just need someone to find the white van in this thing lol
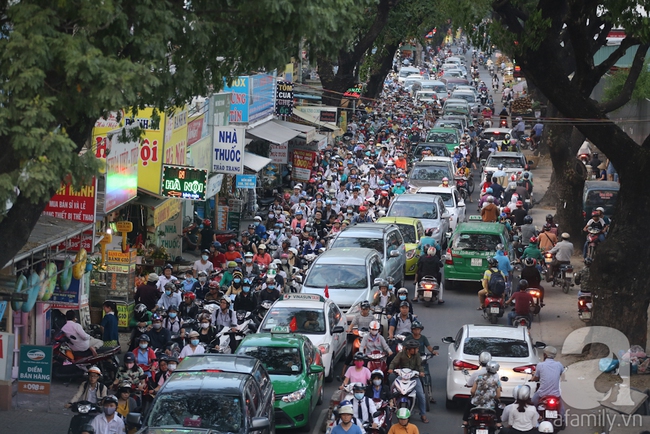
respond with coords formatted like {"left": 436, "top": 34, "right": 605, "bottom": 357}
{"left": 398, "top": 66, "right": 420, "bottom": 82}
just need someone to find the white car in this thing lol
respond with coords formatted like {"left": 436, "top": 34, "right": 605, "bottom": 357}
{"left": 482, "top": 127, "right": 514, "bottom": 142}
{"left": 441, "top": 324, "right": 546, "bottom": 409}
{"left": 414, "top": 186, "right": 467, "bottom": 231}
{"left": 259, "top": 294, "right": 347, "bottom": 382}
{"left": 481, "top": 151, "right": 529, "bottom": 185}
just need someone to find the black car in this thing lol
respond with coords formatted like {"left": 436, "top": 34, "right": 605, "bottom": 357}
{"left": 128, "top": 355, "right": 275, "bottom": 433}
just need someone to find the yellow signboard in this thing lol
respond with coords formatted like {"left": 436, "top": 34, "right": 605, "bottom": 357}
{"left": 106, "top": 263, "right": 136, "bottom": 274}
{"left": 164, "top": 109, "right": 188, "bottom": 166}
{"left": 107, "top": 250, "right": 137, "bottom": 264}
{"left": 153, "top": 199, "right": 181, "bottom": 227}
{"left": 115, "top": 221, "right": 133, "bottom": 232}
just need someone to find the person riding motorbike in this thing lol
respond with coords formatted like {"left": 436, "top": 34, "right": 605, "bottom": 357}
{"left": 414, "top": 247, "right": 444, "bottom": 304}
{"left": 505, "top": 279, "right": 534, "bottom": 328}
{"left": 65, "top": 365, "right": 108, "bottom": 407}
{"left": 350, "top": 382, "right": 380, "bottom": 428}
{"left": 521, "top": 237, "right": 544, "bottom": 264}
{"left": 519, "top": 215, "right": 537, "bottom": 246}
{"left": 371, "top": 279, "right": 397, "bottom": 312}
{"left": 477, "top": 258, "right": 506, "bottom": 310}
{"left": 348, "top": 300, "right": 374, "bottom": 332}
{"left": 179, "top": 292, "right": 199, "bottom": 319}
{"left": 538, "top": 224, "right": 557, "bottom": 252}
{"left": 521, "top": 258, "right": 544, "bottom": 304}
{"left": 133, "top": 335, "right": 156, "bottom": 375}
{"left": 388, "top": 301, "right": 415, "bottom": 340}
{"left": 341, "top": 352, "right": 372, "bottom": 388}
{"left": 409, "top": 321, "right": 438, "bottom": 404}
{"left": 582, "top": 210, "right": 606, "bottom": 259}
{"left": 91, "top": 394, "right": 125, "bottom": 434}
{"left": 360, "top": 320, "right": 393, "bottom": 356}
{"left": 146, "top": 314, "right": 171, "bottom": 351}
{"left": 233, "top": 278, "right": 257, "bottom": 312}
{"left": 365, "top": 370, "right": 391, "bottom": 401}
{"left": 465, "top": 352, "right": 492, "bottom": 387}
{"left": 388, "top": 339, "right": 429, "bottom": 423}
{"left": 547, "top": 232, "right": 574, "bottom": 281}
{"left": 388, "top": 408, "right": 418, "bottom": 434}
{"left": 330, "top": 404, "right": 364, "bottom": 434}
{"left": 191, "top": 271, "right": 210, "bottom": 300}
{"left": 531, "top": 346, "right": 565, "bottom": 416}
{"left": 463, "top": 361, "right": 502, "bottom": 434}
{"left": 506, "top": 385, "right": 539, "bottom": 434}
{"left": 574, "top": 258, "right": 592, "bottom": 293}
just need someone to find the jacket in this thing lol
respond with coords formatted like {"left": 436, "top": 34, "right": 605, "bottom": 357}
{"left": 371, "top": 290, "right": 397, "bottom": 308}
{"left": 389, "top": 349, "right": 424, "bottom": 374}
{"left": 69, "top": 381, "right": 108, "bottom": 404}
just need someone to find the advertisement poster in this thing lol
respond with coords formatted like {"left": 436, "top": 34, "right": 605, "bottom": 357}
{"left": 275, "top": 81, "right": 294, "bottom": 116}
{"left": 249, "top": 73, "right": 275, "bottom": 122}
{"left": 210, "top": 93, "right": 231, "bottom": 127}
{"left": 213, "top": 127, "right": 245, "bottom": 174}
{"left": 124, "top": 108, "right": 167, "bottom": 194}
{"left": 18, "top": 345, "right": 52, "bottom": 395}
{"left": 269, "top": 142, "right": 289, "bottom": 164}
{"left": 164, "top": 109, "right": 188, "bottom": 166}
{"left": 105, "top": 126, "right": 139, "bottom": 212}
{"left": 222, "top": 77, "right": 249, "bottom": 123}
{"left": 235, "top": 174, "right": 257, "bottom": 189}
{"left": 292, "top": 150, "right": 316, "bottom": 182}
{"left": 92, "top": 110, "right": 124, "bottom": 174}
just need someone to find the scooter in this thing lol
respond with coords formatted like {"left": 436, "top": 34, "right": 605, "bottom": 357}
{"left": 416, "top": 276, "right": 440, "bottom": 307}
{"left": 577, "top": 290, "right": 592, "bottom": 322}
{"left": 537, "top": 395, "right": 563, "bottom": 431}
{"left": 391, "top": 367, "right": 420, "bottom": 413}
{"left": 466, "top": 406, "right": 500, "bottom": 434}
{"left": 365, "top": 351, "right": 388, "bottom": 379}
{"left": 324, "top": 384, "right": 355, "bottom": 434}
{"left": 543, "top": 253, "right": 574, "bottom": 293}
{"left": 68, "top": 401, "right": 101, "bottom": 434}
{"left": 52, "top": 330, "right": 120, "bottom": 386}
{"left": 528, "top": 287, "right": 542, "bottom": 316}
{"left": 482, "top": 295, "right": 505, "bottom": 324}
{"left": 585, "top": 227, "right": 601, "bottom": 260}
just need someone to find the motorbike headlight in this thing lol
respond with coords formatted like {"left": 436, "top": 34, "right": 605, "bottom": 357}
{"left": 282, "top": 388, "right": 307, "bottom": 403}
{"left": 78, "top": 403, "right": 91, "bottom": 414}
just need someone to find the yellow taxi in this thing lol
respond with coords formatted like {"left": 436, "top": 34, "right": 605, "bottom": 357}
{"left": 376, "top": 217, "right": 424, "bottom": 276}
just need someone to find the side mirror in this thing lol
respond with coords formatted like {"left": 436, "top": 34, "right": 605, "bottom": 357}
{"left": 373, "top": 410, "right": 383, "bottom": 418}
{"left": 432, "top": 345, "right": 439, "bottom": 351}
{"left": 458, "top": 200, "right": 466, "bottom": 207}
{"left": 390, "top": 250, "right": 401, "bottom": 258}
{"left": 309, "top": 364, "right": 324, "bottom": 374}
{"left": 442, "top": 212, "right": 451, "bottom": 219}
{"left": 127, "top": 413, "right": 142, "bottom": 428}
{"left": 442, "top": 336, "right": 454, "bottom": 344}
{"left": 534, "top": 341, "right": 546, "bottom": 349}
{"left": 251, "top": 417, "right": 271, "bottom": 430}
{"left": 332, "top": 325, "right": 345, "bottom": 334}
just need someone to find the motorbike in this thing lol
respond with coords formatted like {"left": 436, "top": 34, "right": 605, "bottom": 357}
{"left": 480, "top": 91, "right": 488, "bottom": 105}
{"left": 365, "top": 400, "right": 393, "bottom": 434}
{"left": 420, "top": 352, "right": 436, "bottom": 408}
{"left": 528, "top": 287, "right": 542, "bottom": 315}
{"left": 585, "top": 227, "right": 602, "bottom": 260}
{"left": 499, "top": 118, "right": 508, "bottom": 128}
{"left": 454, "top": 177, "right": 471, "bottom": 201}
{"left": 482, "top": 295, "right": 505, "bottom": 324}
{"left": 68, "top": 401, "right": 101, "bottom": 434}
{"left": 415, "top": 276, "right": 440, "bottom": 307}
{"left": 537, "top": 395, "right": 563, "bottom": 431}
{"left": 349, "top": 326, "right": 369, "bottom": 355}
{"left": 207, "top": 325, "right": 235, "bottom": 354}
{"left": 181, "top": 212, "right": 202, "bottom": 251}
{"left": 365, "top": 351, "right": 388, "bottom": 379}
{"left": 466, "top": 406, "right": 500, "bottom": 434}
{"left": 252, "top": 300, "right": 273, "bottom": 328}
{"left": 544, "top": 252, "right": 574, "bottom": 294}
{"left": 324, "top": 384, "right": 355, "bottom": 434}
{"left": 213, "top": 228, "right": 238, "bottom": 245}
{"left": 52, "top": 330, "right": 120, "bottom": 386}
{"left": 391, "top": 367, "right": 420, "bottom": 413}
{"left": 577, "top": 290, "right": 592, "bottom": 322}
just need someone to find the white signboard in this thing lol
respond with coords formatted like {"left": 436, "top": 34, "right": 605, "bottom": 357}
{"left": 0, "top": 332, "right": 14, "bottom": 381}
{"left": 269, "top": 142, "right": 289, "bottom": 164}
{"left": 213, "top": 127, "right": 245, "bottom": 174}
{"left": 206, "top": 174, "right": 225, "bottom": 198}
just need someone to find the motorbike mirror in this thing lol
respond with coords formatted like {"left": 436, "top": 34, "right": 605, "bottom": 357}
{"left": 501, "top": 376, "right": 509, "bottom": 382}
{"left": 432, "top": 345, "right": 439, "bottom": 351}
{"left": 441, "top": 336, "right": 454, "bottom": 344}
{"left": 373, "top": 411, "right": 383, "bottom": 418}
{"left": 127, "top": 413, "right": 142, "bottom": 428}
{"left": 331, "top": 326, "right": 345, "bottom": 334}
{"left": 534, "top": 341, "right": 546, "bottom": 348}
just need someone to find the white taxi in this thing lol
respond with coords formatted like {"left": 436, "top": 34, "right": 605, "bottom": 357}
{"left": 414, "top": 185, "right": 467, "bottom": 231}
{"left": 258, "top": 294, "right": 347, "bottom": 382}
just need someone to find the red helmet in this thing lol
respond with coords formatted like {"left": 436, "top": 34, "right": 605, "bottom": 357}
{"left": 591, "top": 210, "right": 599, "bottom": 217}
{"left": 284, "top": 193, "right": 290, "bottom": 200}
{"left": 359, "top": 206, "right": 367, "bottom": 212}
{"left": 503, "top": 207, "right": 511, "bottom": 214}
{"left": 309, "top": 178, "right": 316, "bottom": 184}
{"left": 381, "top": 190, "right": 389, "bottom": 197}
{"left": 235, "top": 242, "right": 242, "bottom": 248}
{"left": 209, "top": 281, "right": 219, "bottom": 288}
{"left": 516, "top": 201, "right": 524, "bottom": 207}
{"left": 203, "top": 219, "right": 212, "bottom": 226}
{"left": 530, "top": 236, "right": 538, "bottom": 243}
{"left": 184, "top": 292, "right": 196, "bottom": 301}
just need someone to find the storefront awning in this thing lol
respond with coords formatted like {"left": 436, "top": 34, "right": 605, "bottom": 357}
{"left": 271, "top": 119, "right": 316, "bottom": 143}
{"left": 247, "top": 121, "right": 300, "bottom": 145}
{"left": 291, "top": 110, "right": 341, "bottom": 134}
{"left": 244, "top": 152, "right": 273, "bottom": 172}
{"left": 133, "top": 194, "right": 181, "bottom": 227}
{"left": 6, "top": 216, "right": 94, "bottom": 267}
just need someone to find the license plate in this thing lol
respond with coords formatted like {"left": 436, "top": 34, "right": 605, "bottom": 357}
{"left": 424, "top": 291, "right": 433, "bottom": 298}
{"left": 545, "top": 257, "right": 553, "bottom": 263}
{"left": 532, "top": 297, "right": 538, "bottom": 304}
{"left": 477, "top": 430, "right": 489, "bottom": 434}
{"left": 581, "top": 312, "right": 592, "bottom": 319}
{"left": 545, "top": 410, "right": 558, "bottom": 418}
{"left": 490, "top": 307, "right": 500, "bottom": 314}
{"left": 471, "top": 258, "right": 482, "bottom": 267}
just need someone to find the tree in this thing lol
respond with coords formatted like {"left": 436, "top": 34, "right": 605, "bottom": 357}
{"left": 0, "top": 0, "right": 364, "bottom": 270}
{"left": 483, "top": 0, "right": 650, "bottom": 345}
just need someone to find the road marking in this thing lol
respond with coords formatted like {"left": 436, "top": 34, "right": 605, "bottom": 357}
{"left": 312, "top": 408, "right": 329, "bottom": 434}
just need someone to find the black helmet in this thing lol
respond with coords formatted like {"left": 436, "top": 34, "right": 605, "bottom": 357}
{"left": 103, "top": 395, "right": 119, "bottom": 405}
{"left": 123, "top": 352, "right": 135, "bottom": 364}
{"left": 79, "top": 424, "right": 95, "bottom": 434}
{"left": 411, "top": 321, "right": 424, "bottom": 330}
{"left": 487, "top": 258, "right": 498, "bottom": 267}
{"left": 360, "top": 300, "right": 371, "bottom": 310}
{"left": 138, "top": 334, "right": 151, "bottom": 343}
{"left": 168, "top": 305, "right": 178, "bottom": 312}
{"left": 354, "top": 351, "right": 365, "bottom": 361}
{"left": 405, "top": 339, "right": 420, "bottom": 349}
{"left": 523, "top": 215, "right": 533, "bottom": 224}
{"left": 545, "top": 214, "right": 553, "bottom": 221}
{"left": 377, "top": 279, "right": 388, "bottom": 288}
{"left": 134, "top": 303, "right": 147, "bottom": 315}
{"left": 399, "top": 300, "right": 410, "bottom": 308}
{"left": 518, "top": 279, "right": 529, "bottom": 290}
{"left": 236, "top": 310, "right": 247, "bottom": 322}
{"left": 164, "top": 264, "right": 173, "bottom": 270}
{"left": 523, "top": 257, "right": 536, "bottom": 267}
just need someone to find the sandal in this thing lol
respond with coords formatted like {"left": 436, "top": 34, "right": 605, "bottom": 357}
{"left": 476, "top": 307, "right": 483, "bottom": 310}
{"left": 421, "top": 415, "right": 430, "bottom": 423}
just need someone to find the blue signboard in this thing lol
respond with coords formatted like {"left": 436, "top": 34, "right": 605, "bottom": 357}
{"left": 249, "top": 73, "right": 275, "bottom": 122}
{"left": 0, "top": 302, "right": 6, "bottom": 323}
{"left": 222, "top": 77, "right": 250, "bottom": 123}
{"left": 236, "top": 175, "right": 257, "bottom": 189}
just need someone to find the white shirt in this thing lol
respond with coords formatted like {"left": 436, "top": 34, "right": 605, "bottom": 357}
{"left": 61, "top": 320, "right": 91, "bottom": 351}
{"left": 179, "top": 344, "right": 205, "bottom": 358}
{"left": 156, "top": 275, "right": 178, "bottom": 292}
{"left": 508, "top": 404, "right": 539, "bottom": 431}
{"left": 352, "top": 396, "right": 378, "bottom": 424}
{"left": 193, "top": 259, "right": 214, "bottom": 274}
{"left": 91, "top": 412, "right": 125, "bottom": 434}
{"left": 156, "top": 292, "right": 182, "bottom": 310}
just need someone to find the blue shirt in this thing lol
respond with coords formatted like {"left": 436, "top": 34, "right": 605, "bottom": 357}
{"left": 183, "top": 278, "right": 197, "bottom": 292}
{"left": 100, "top": 312, "right": 119, "bottom": 341}
{"left": 494, "top": 250, "right": 513, "bottom": 275}
{"left": 255, "top": 224, "right": 267, "bottom": 239}
{"left": 331, "top": 423, "right": 364, "bottom": 434}
{"left": 419, "top": 236, "right": 440, "bottom": 252}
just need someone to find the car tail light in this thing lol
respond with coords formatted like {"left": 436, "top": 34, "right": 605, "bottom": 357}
{"left": 204, "top": 369, "right": 223, "bottom": 373}
{"left": 453, "top": 360, "right": 480, "bottom": 371}
{"left": 445, "top": 248, "right": 453, "bottom": 265}
{"left": 513, "top": 364, "right": 536, "bottom": 373}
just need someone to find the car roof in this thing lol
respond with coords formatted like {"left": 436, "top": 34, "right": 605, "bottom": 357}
{"left": 239, "top": 333, "right": 307, "bottom": 348}
{"left": 336, "top": 222, "right": 395, "bottom": 234}
{"left": 444, "top": 98, "right": 468, "bottom": 104}
{"left": 455, "top": 222, "right": 505, "bottom": 234}
{"left": 176, "top": 354, "right": 259, "bottom": 373}
{"left": 163, "top": 371, "right": 247, "bottom": 395}
{"left": 451, "top": 89, "right": 475, "bottom": 95}
{"left": 584, "top": 180, "right": 619, "bottom": 190}
{"left": 416, "top": 186, "right": 457, "bottom": 194}
{"left": 392, "top": 194, "right": 439, "bottom": 203}
{"left": 317, "top": 247, "right": 378, "bottom": 264}
{"left": 376, "top": 216, "right": 421, "bottom": 226}
{"left": 422, "top": 156, "right": 453, "bottom": 163}
{"left": 464, "top": 324, "right": 529, "bottom": 340}
{"left": 487, "top": 151, "right": 525, "bottom": 158}
{"left": 420, "top": 80, "right": 445, "bottom": 85}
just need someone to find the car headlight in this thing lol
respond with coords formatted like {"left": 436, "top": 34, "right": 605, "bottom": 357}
{"left": 318, "top": 343, "right": 330, "bottom": 354}
{"left": 282, "top": 387, "right": 307, "bottom": 403}
{"left": 406, "top": 249, "right": 417, "bottom": 259}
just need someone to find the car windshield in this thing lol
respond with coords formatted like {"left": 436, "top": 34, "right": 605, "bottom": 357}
{"left": 452, "top": 93, "right": 476, "bottom": 103}
{"left": 435, "top": 122, "right": 461, "bottom": 131}
{"left": 486, "top": 156, "right": 525, "bottom": 169}
{"left": 261, "top": 307, "right": 327, "bottom": 334}
{"left": 410, "top": 165, "right": 452, "bottom": 181}
{"left": 422, "top": 84, "right": 446, "bottom": 92}
{"left": 304, "top": 264, "right": 368, "bottom": 290}
{"left": 585, "top": 190, "right": 618, "bottom": 215}
{"left": 426, "top": 132, "right": 457, "bottom": 143}
{"left": 453, "top": 233, "right": 501, "bottom": 251}
{"left": 414, "top": 145, "right": 449, "bottom": 158}
{"left": 463, "top": 337, "right": 530, "bottom": 358}
{"left": 147, "top": 392, "right": 243, "bottom": 432}
{"left": 400, "top": 69, "right": 416, "bottom": 78}
{"left": 393, "top": 224, "right": 417, "bottom": 243}
{"left": 389, "top": 202, "right": 438, "bottom": 220}
{"left": 238, "top": 346, "right": 303, "bottom": 375}
{"left": 330, "top": 237, "right": 384, "bottom": 256}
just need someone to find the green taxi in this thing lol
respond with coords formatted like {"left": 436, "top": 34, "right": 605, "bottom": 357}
{"left": 426, "top": 127, "right": 460, "bottom": 153}
{"left": 443, "top": 218, "right": 511, "bottom": 289}
{"left": 235, "top": 327, "right": 324, "bottom": 431}
{"left": 376, "top": 216, "right": 424, "bottom": 276}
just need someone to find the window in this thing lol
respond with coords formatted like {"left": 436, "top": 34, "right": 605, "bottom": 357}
{"left": 414, "top": 144, "right": 450, "bottom": 158}
{"left": 486, "top": 156, "right": 525, "bottom": 169}
{"left": 253, "top": 364, "right": 271, "bottom": 391}
{"left": 454, "top": 328, "right": 463, "bottom": 351}
{"left": 409, "top": 166, "right": 452, "bottom": 182}
{"left": 416, "top": 223, "right": 424, "bottom": 240}
{"left": 147, "top": 391, "right": 243, "bottom": 431}
{"left": 426, "top": 132, "right": 457, "bottom": 144}
{"left": 463, "top": 337, "right": 530, "bottom": 358}
{"left": 330, "top": 237, "right": 384, "bottom": 256}
{"left": 328, "top": 306, "right": 338, "bottom": 331}
{"left": 370, "top": 258, "right": 383, "bottom": 281}
{"left": 452, "top": 233, "right": 501, "bottom": 252}
{"left": 438, "top": 199, "right": 446, "bottom": 214}
{"left": 239, "top": 346, "right": 303, "bottom": 375}
{"left": 388, "top": 201, "right": 438, "bottom": 220}
{"left": 453, "top": 191, "right": 460, "bottom": 205}
{"left": 304, "top": 264, "right": 369, "bottom": 289}
{"left": 304, "top": 340, "right": 315, "bottom": 366}
{"left": 245, "top": 386, "right": 259, "bottom": 416}
{"left": 261, "top": 308, "right": 327, "bottom": 334}
{"left": 394, "top": 224, "right": 417, "bottom": 244}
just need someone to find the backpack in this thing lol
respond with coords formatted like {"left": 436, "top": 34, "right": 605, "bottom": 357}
{"left": 488, "top": 269, "right": 506, "bottom": 296}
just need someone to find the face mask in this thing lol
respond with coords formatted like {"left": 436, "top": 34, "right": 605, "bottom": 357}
{"left": 389, "top": 284, "right": 394, "bottom": 290}
{"left": 281, "top": 259, "right": 287, "bottom": 265}
{"left": 152, "top": 323, "right": 161, "bottom": 329}
{"left": 373, "top": 379, "right": 382, "bottom": 386}
{"left": 399, "top": 295, "right": 407, "bottom": 301}
{"left": 199, "top": 277, "right": 206, "bottom": 283}
{"left": 104, "top": 407, "right": 116, "bottom": 416}
{"left": 254, "top": 222, "right": 260, "bottom": 226}
{"left": 233, "top": 278, "right": 241, "bottom": 284}
{"left": 165, "top": 290, "right": 171, "bottom": 296}
{"left": 354, "top": 393, "right": 365, "bottom": 400}
{"left": 169, "top": 313, "right": 177, "bottom": 319}
{"left": 168, "top": 364, "right": 177, "bottom": 371}
{"left": 354, "top": 361, "right": 364, "bottom": 368}
{"left": 396, "top": 183, "right": 401, "bottom": 187}
{"left": 243, "top": 286, "right": 251, "bottom": 293}
{"left": 202, "top": 255, "right": 209, "bottom": 261}
{"left": 139, "top": 343, "right": 148, "bottom": 349}
{"left": 199, "top": 224, "right": 204, "bottom": 230}
{"left": 267, "top": 285, "right": 275, "bottom": 290}
{"left": 125, "top": 362, "right": 134, "bottom": 369}
{"left": 274, "top": 229, "right": 280, "bottom": 233}
{"left": 243, "top": 257, "right": 252, "bottom": 264}
{"left": 191, "top": 339, "right": 200, "bottom": 346}
{"left": 370, "top": 330, "right": 379, "bottom": 336}
{"left": 201, "top": 323, "right": 210, "bottom": 329}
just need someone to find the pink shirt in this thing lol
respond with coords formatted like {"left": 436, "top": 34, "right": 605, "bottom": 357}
{"left": 345, "top": 366, "right": 371, "bottom": 385}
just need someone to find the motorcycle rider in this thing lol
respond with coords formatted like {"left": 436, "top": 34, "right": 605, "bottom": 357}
{"left": 156, "top": 282, "right": 182, "bottom": 311}
{"left": 134, "top": 273, "right": 160, "bottom": 311}
{"left": 531, "top": 346, "right": 565, "bottom": 414}
{"left": 192, "top": 271, "right": 210, "bottom": 300}
{"left": 477, "top": 258, "right": 506, "bottom": 310}
{"left": 388, "top": 408, "right": 419, "bottom": 434}
{"left": 366, "top": 370, "right": 391, "bottom": 401}
{"left": 179, "top": 330, "right": 205, "bottom": 358}
{"left": 545, "top": 214, "right": 559, "bottom": 235}
{"left": 388, "top": 339, "right": 429, "bottom": 423}
{"left": 179, "top": 292, "right": 199, "bottom": 319}
{"left": 162, "top": 305, "right": 182, "bottom": 335}
{"left": 521, "top": 236, "right": 544, "bottom": 264}
{"left": 234, "top": 278, "right": 257, "bottom": 312}
{"left": 156, "top": 264, "right": 178, "bottom": 293}
{"left": 505, "top": 385, "right": 539, "bottom": 434}
{"left": 414, "top": 247, "right": 444, "bottom": 304}
{"left": 582, "top": 210, "right": 606, "bottom": 259}
{"left": 388, "top": 301, "right": 415, "bottom": 340}
{"left": 259, "top": 276, "right": 281, "bottom": 303}
{"left": 505, "top": 279, "right": 534, "bottom": 328}
{"left": 65, "top": 365, "right": 108, "bottom": 407}
{"left": 371, "top": 279, "right": 397, "bottom": 313}
{"left": 510, "top": 201, "right": 528, "bottom": 226}
{"left": 360, "top": 320, "right": 393, "bottom": 356}
{"left": 575, "top": 258, "right": 592, "bottom": 291}
{"left": 547, "top": 232, "right": 574, "bottom": 281}
{"left": 520, "top": 215, "right": 537, "bottom": 246}
{"left": 493, "top": 243, "right": 513, "bottom": 284}
{"left": 91, "top": 395, "right": 125, "bottom": 434}
{"left": 146, "top": 314, "right": 171, "bottom": 350}
{"left": 330, "top": 404, "right": 364, "bottom": 434}
{"left": 204, "top": 281, "right": 222, "bottom": 302}
{"left": 193, "top": 249, "right": 215, "bottom": 277}
{"left": 242, "top": 251, "right": 261, "bottom": 278}
{"left": 62, "top": 309, "right": 103, "bottom": 357}
{"left": 465, "top": 352, "right": 492, "bottom": 387}
{"left": 348, "top": 300, "right": 374, "bottom": 332}
{"left": 538, "top": 224, "right": 557, "bottom": 252}
{"left": 113, "top": 352, "right": 145, "bottom": 390}
{"left": 463, "top": 361, "right": 502, "bottom": 434}
{"left": 350, "top": 383, "right": 380, "bottom": 428}
{"left": 521, "top": 257, "right": 544, "bottom": 304}
{"left": 409, "top": 321, "right": 438, "bottom": 404}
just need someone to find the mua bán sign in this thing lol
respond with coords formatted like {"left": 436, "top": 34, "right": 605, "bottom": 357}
{"left": 161, "top": 165, "right": 208, "bottom": 201}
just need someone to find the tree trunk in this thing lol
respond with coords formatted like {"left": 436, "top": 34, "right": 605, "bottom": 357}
{"left": 365, "top": 42, "right": 400, "bottom": 99}
{"left": 317, "top": 56, "right": 357, "bottom": 107}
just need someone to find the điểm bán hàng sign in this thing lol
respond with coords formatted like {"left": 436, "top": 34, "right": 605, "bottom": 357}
{"left": 18, "top": 345, "right": 52, "bottom": 395}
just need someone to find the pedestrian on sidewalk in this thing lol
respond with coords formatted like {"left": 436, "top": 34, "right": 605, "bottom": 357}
{"left": 100, "top": 301, "right": 119, "bottom": 348}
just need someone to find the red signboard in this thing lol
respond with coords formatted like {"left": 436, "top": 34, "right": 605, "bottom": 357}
{"left": 187, "top": 117, "right": 204, "bottom": 147}
{"left": 292, "top": 150, "right": 317, "bottom": 182}
{"left": 42, "top": 178, "right": 96, "bottom": 251}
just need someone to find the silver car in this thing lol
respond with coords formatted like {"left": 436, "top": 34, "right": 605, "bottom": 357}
{"left": 386, "top": 194, "right": 451, "bottom": 249}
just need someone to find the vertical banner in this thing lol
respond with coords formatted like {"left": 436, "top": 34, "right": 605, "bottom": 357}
{"left": 125, "top": 108, "right": 166, "bottom": 194}
{"left": 18, "top": 345, "right": 52, "bottom": 395}
{"left": 210, "top": 93, "right": 232, "bottom": 127}
{"left": 92, "top": 110, "right": 125, "bottom": 174}
{"left": 249, "top": 73, "right": 275, "bottom": 122}
{"left": 213, "top": 127, "right": 245, "bottom": 174}
{"left": 275, "top": 81, "right": 294, "bottom": 116}
{"left": 292, "top": 150, "right": 316, "bottom": 182}
{"left": 105, "top": 125, "right": 140, "bottom": 212}
{"left": 222, "top": 77, "right": 249, "bottom": 123}
{"left": 164, "top": 109, "right": 188, "bottom": 166}
{"left": 0, "top": 333, "right": 14, "bottom": 381}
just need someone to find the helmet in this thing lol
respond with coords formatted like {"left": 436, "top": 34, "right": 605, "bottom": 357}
{"left": 360, "top": 300, "right": 371, "bottom": 310}
{"left": 396, "top": 408, "right": 411, "bottom": 419}
{"left": 353, "top": 351, "right": 365, "bottom": 361}
{"left": 518, "top": 279, "right": 529, "bottom": 289}
{"left": 487, "top": 258, "right": 498, "bottom": 267}
{"left": 479, "top": 352, "right": 492, "bottom": 366}
{"left": 405, "top": 339, "right": 420, "bottom": 349}
{"left": 352, "top": 382, "right": 366, "bottom": 392}
{"left": 209, "top": 280, "right": 219, "bottom": 289}
{"left": 544, "top": 346, "right": 558, "bottom": 358}
{"left": 523, "top": 215, "right": 533, "bottom": 224}
{"left": 529, "top": 236, "right": 538, "bottom": 244}
{"left": 517, "top": 385, "right": 531, "bottom": 401}
{"left": 369, "top": 321, "right": 380, "bottom": 331}
{"left": 124, "top": 352, "right": 135, "bottom": 364}
{"left": 543, "top": 223, "right": 552, "bottom": 231}
{"left": 546, "top": 214, "right": 554, "bottom": 221}
{"left": 203, "top": 219, "right": 212, "bottom": 227}
{"left": 503, "top": 207, "right": 511, "bottom": 214}
{"left": 524, "top": 257, "right": 536, "bottom": 267}
{"left": 424, "top": 228, "right": 434, "bottom": 236}
{"left": 381, "top": 190, "right": 389, "bottom": 197}
{"left": 442, "top": 177, "right": 449, "bottom": 182}
{"left": 486, "top": 361, "right": 500, "bottom": 374}
{"left": 134, "top": 303, "right": 147, "bottom": 315}
{"left": 516, "top": 200, "right": 524, "bottom": 207}
{"left": 164, "top": 264, "right": 173, "bottom": 271}
{"left": 359, "top": 205, "right": 367, "bottom": 212}
{"left": 184, "top": 292, "right": 196, "bottom": 301}
{"left": 411, "top": 321, "right": 424, "bottom": 330}
{"left": 79, "top": 424, "right": 95, "bottom": 434}
{"left": 220, "top": 297, "right": 231, "bottom": 307}
{"left": 338, "top": 405, "right": 354, "bottom": 415}
{"left": 103, "top": 395, "right": 119, "bottom": 405}
{"left": 138, "top": 334, "right": 150, "bottom": 343}
{"left": 539, "top": 421, "right": 554, "bottom": 433}
{"left": 88, "top": 365, "right": 102, "bottom": 376}
{"left": 371, "top": 369, "right": 384, "bottom": 379}
{"left": 397, "top": 287, "right": 408, "bottom": 295}
{"left": 377, "top": 279, "right": 388, "bottom": 288}
{"left": 496, "top": 243, "right": 504, "bottom": 251}
{"left": 591, "top": 210, "right": 599, "bottom": 217}
{"left": 486, "top": 187, "right": 493, "bottom": 194}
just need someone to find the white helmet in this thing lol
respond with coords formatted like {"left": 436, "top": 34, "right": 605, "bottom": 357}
{"left": 538, "top": 422, "right": 554, "bottom": 433}
{"left": 369, "top": 320, "right": 380, "bottom": 330}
